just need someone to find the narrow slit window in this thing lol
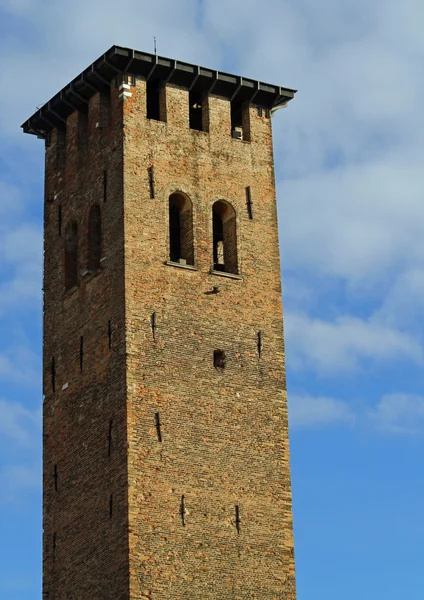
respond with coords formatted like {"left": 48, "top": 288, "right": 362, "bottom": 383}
{"left": 235, "top": 505, "right": 241, "bottom": 533}
{"left": 87, "top": 204, "right": 102, "bottom": 272}
{"left": 148, "top": 166, "right": 155, "bottom": 199}
{"left": 51, "top": 357, "right": 56, "bottom": 393}
{"left": 257, "top": 331, "right": 263, "bottom": 357}
{"left": 155, "top": 412, "right": 162, "bottom": 442}
{"left": 108, "top": 419, "right": 113, "bottom": 456}
{"left": 180, "top": 495, "right": 186, "bottom": 526}
{"left": 246, "top": 186, "right": 253, "bottom": 219}
{"left": 169, "top": 193, "right": 194, "bottom": 265}
{"left": 108, "top": 320, "right": 112, "bottom": 349}
{"left": 58, "top": 205, "right": 62, "bottom": 236}
{"left": 64, "top": 221, "right": 78, "bottom": 289}
{"left": 53, "top": 533, "right": 57, "bottom": 560}
{"left": 109, "top": 494, "right": 113, "bottom": 519}
{"left": 103, "top": 170, "right": 108, "bottom": 203}
{"left": 212, "top": 201, "right": 238, "bottom": 274}
{"left": 151, "top": 312, "right": 157, "bottom": 340}
{"left": 79, "top": 336, "right": 84, "bottom": 372}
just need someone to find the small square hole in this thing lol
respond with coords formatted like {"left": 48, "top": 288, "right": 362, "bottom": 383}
{"left": 214, "top": 350, "right": 226, "bottom": 370}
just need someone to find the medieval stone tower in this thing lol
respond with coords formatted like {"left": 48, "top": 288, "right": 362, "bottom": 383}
{"left": 22, "top": 45, "right": 297, "bottom": 600}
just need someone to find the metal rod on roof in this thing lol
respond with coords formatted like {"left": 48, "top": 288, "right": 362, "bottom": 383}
{"left": 154, "top": 37, "right": 157, "bottom": 55}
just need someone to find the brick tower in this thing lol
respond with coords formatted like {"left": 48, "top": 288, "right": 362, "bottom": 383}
{"left": 22, "top": 46, "right": 297, "bottom": 600}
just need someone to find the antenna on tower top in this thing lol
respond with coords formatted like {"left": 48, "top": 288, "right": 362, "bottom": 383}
{"left": 154, "top": 37, "right": 157, "bottom": 55}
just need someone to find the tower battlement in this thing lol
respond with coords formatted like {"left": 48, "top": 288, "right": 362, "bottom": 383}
{"left": 24, "top": 46, "right": 297, "bottom": 600}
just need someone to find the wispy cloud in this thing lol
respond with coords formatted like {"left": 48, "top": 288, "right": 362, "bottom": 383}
{"left": 284, "top": 311, "right": 423, "bottom": 374}
{"left": 0, "top": 399, "right": 40, "bottom": 445}
{"left": 289, "top": 393, "right": 355, "bottom": 428}
{"left": 0, "top": 463, "right": 40, "bottom": 506}
{"left": 369, "top": 393, "right": 424, "bottom": 435}
{"left": 289, "top": 390, "right": 424, "bottom": 436}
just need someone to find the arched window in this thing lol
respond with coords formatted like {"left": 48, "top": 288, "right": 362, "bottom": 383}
{"left": 212, "top": 200, "right": 238, "bottom": 274}
{"left": 169, "top": 193, "right": 194, "bottom": 265}
{"left": 64, "top": 221, "right": 78, "bottom": 289}
{"left": 87, "top": 204, "right": 102, "bottom": 272}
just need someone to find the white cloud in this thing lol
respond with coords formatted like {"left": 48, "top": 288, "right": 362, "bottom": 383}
{"left": 0, "top": 399, "right": 40, "bottom": 445}
{"left": 285, "top": 311, "right": 423, "bottom": 374}
{"left": 0, "top": 464, "right": 40, "bottom": 506}
{"left": 369, "top": 393, "right": 424, "bottom": 435}
{"left": 289, "top": 391, "right": 424, "bottom": 436}
{"left": 1, "top": 223, "right": 42, "bottom": 263}
{"left": 289, "top": 393, "right": 355, "bottom": 428}
{"left": 372, "top": 268, "right": 424, "bottom": 332}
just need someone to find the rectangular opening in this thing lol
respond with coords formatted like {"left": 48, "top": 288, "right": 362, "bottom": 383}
{"left": 235, "top": 505, "right": 240, "bottom": 533}
{"left": 108, "top": 320, "right": 112, "bottom": 349}
{"left": 79, "top": 336, "right": 84, "bottom": 373}
{"left": 148, "top": 166, "right": 155, "bottom": 199}
{"left": 146, "top": 80, "right": 164, "bottom": 121}
{"left": 151, "top": 312, "right": 157, "bottom": 340}
{"left": 154, "top": 412, "right": 162, "bottom": 442}
{"left": 51, "top": 357, "right": 56, "bottom": 393}
{"left": 257, "top": 331, "right": 263, "bottom": 357}
{"left": 189, "top": 91, "right": 205, "bottom": 131}
{"left": 53, "top": 533, "right": 57, "bottom": 560}
{"left": 109, "top": 494, "right": 113, "bottom": 519}
{"left": 246, "top": 186, "right": 253, "bottom": 219}
{"left": 180, "top": 495, "right": 186, "bottom": 526}
{"left": 108, "top": 419, "right": 113, "bottom": 456}
{"left": 214, "top": 349, "right": 226, "bottom": 370}
{"left": 231, "top": 101, "right": 250, "bottom": 141}
{"left": 103, "top": 170, "right": 108, "bottom": 203}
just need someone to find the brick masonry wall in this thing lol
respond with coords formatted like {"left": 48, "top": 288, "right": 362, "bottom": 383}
{"left": 123, "top": 80, "right": 296, "bottom": 600}
{"left": 41, "top": 72, "right": 296, "bottom": 600}
{"left": 42, "top": 88, "right": 130, "bottom": 599}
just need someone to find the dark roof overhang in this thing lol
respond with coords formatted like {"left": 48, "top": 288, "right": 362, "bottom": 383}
{"left": 21, "top": 45, "right": 297, "bottom": 138}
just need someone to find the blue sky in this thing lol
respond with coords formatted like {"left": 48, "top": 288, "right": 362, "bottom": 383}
{"left": 0, "top": 0, "right": 423, "bottom": 598}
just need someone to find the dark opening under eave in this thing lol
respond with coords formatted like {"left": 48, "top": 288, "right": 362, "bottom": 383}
{"left": 22, "top": 45, "right": 297, "bottom": 138}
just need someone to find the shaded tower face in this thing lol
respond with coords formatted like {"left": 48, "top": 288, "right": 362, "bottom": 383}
{"left": 23, "top": 46, "right": 297, "bottom": 600}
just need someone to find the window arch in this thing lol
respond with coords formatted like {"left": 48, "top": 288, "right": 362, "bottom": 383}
{"left": 64, "top": 221, "right": 78, "bottom": 289}
{"left": 87, "top": 204, "right": 102, "bottom": 272}
{"left": 169, "top": 193, "right": 194, "bottom": 265}
{"left": 212, "top": 200, "right": 238, "bottom": 274}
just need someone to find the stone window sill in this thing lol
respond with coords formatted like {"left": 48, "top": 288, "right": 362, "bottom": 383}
{"left": 209, "top": 269, "right": 243, "bottom": 280}
{"left": 64, "top": 285, "right": 78, "bottom": 297}
{"left": 165, "top": 261, "right": 198, "bottom": 271}
{"left": 82, "top": 268, "right": 101, "bottom": 278}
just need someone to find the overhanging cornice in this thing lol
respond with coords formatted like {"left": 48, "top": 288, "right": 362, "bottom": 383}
{"left": 21, "top": 45, "right": 297, "bottom": 138}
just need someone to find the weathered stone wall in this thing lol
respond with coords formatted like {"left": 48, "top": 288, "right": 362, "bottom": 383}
{"left": 123, "top": 80, "right": 296, "bottom": 600}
